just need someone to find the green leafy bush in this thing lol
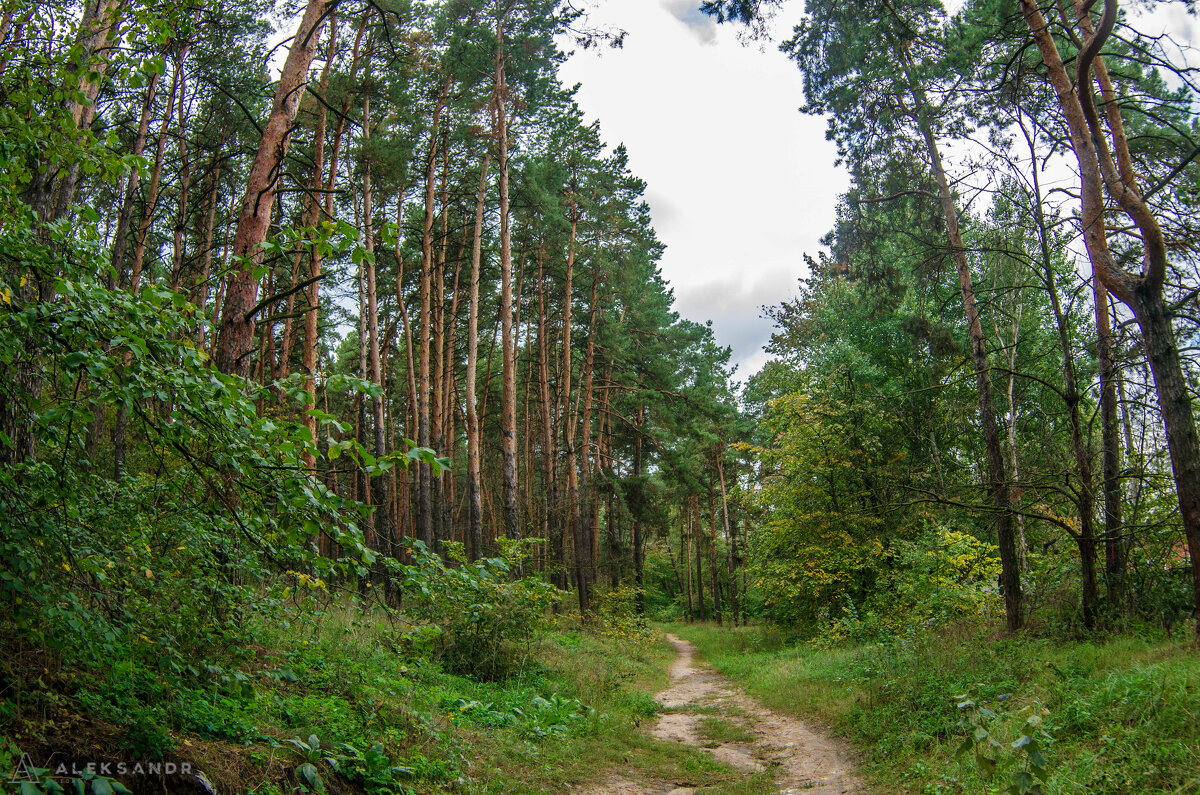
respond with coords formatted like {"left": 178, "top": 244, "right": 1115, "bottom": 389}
{"left": 402, "top": 539, "right": 560, "bottom": 680}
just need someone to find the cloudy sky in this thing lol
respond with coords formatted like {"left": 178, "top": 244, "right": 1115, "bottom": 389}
{"left": 558, "top": 0, "right": 841, "bottom": 380}
{"left": 558, "top": 1, "right": 1199, "bottom": 382}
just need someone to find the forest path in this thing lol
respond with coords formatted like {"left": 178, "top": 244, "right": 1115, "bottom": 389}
{"left": 578, "top": 633, "right": 863, "bottom": 795}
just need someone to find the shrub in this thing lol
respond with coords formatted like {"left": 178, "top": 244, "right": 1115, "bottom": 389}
{"left": 402, "top": 539, "right": 560, "bottom": 680}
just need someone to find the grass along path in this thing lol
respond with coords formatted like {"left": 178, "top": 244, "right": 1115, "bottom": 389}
{"left": 579, "top": 633, "right": 862, "bottom": 795}
{"left": 670, "top": 622, "right": 1200, "bottom": 794}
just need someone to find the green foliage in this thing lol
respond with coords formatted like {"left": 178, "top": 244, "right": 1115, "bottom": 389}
{"left": 590, "top": 585, "right": 654, "bottom": 642}
{"left": 3, "top": 769, "right": 134, "bottom": 795}
{"left": 954, "top": 693, "right": 1053, "bottom": 793}
{"left": 402, "top": 538, "right": 561, "bottom": 680}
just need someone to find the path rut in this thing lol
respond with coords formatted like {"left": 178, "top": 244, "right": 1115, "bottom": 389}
{"left": 578, "top": 634, "right": 862, "bottom": 795}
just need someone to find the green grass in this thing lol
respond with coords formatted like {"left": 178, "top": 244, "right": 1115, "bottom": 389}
{"left": 4, "top": 599, "right": 782, "bottom": 794}
{"left": 697, "top": 716, "right": 757, "bottom": 746}
{"left": 669, "top": 622, "right": 1200, "bottom": 794}
{"left": 236, "top": 609, "right": 695, "bottom": 794}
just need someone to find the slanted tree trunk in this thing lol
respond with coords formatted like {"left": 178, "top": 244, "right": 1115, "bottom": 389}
{"left": 32, "top": 0, "right": 127, "bottom": 228}
{"left": 110, "top": 71, "right": 160, "bottom": 284}
{"left": 131, "top": 56, "right": 182, "bottom": 294}
{"left": 214, "top": 0, "right": 331, "bottom": 376}
{"left": 1021, "top": 0, "right": 1200, "bottom": 643}
{"left": 903, "top": 53, "right": 1022, "bottom": 629}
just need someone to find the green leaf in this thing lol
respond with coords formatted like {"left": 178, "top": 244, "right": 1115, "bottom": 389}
{"left": 295, "top": 762, "right": 325, "bottom": 793}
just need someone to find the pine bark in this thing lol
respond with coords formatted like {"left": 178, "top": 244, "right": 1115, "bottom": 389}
{"left": 363, "top": 97, "right": 393, "bottom": 555}
{"left": 214, "top": 0, "right": 331, "bottom": 376}
{"left": 416, "top": 79, "right": 449, "bottom": 548}
{"left": 466, "top": 151, "right": 493, "bottom": 561}
{"left": 495, "top": 16, "right": 521, "bottom": 544}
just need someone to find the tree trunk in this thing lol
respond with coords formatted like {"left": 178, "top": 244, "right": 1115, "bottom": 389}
{"left": 431, "top": 132, "right": 451, "bottom": 550}
{"left": 131, "top": 57, "right": 182, "bottom": 294}
{"left": 717, "top": 449, "right": 738, "bottom": 626}
{"left": 537, "top": 245, "right": 564, "bottom": 587}
{"left": 683, "top": 510, "right": 693, "bottom": 621}
{"left": 169, "top": 44, "right": 191, "bottom": 291}
{"left": 300, "top": 15, "right": 337, "bottom": 471}
{"left": 632, "top": 405, "right": 645, "bottom": 613}
{"left": 363, "top": 97, "right": 393, "bottom": 555}
{"left": 1095, "top": 281, "right": 1126, "bottom": 605}
{"left": 1021, "top": 0, "right": 1200, "bottom": 643}
{"left": 907, "top": 70, "right": 1022, "bottom": 629}
{"left": 575, "top": 265, "right": 601, "bottom": 613}
{"left": 416, "top": 79, "right": 449, "bottom": 548}
{"left": 708, "top": 469, "right": 723, "bottom": 626}
{"left": 110, "top": 71, "right": 160, "bottom": 284}
{"left": 495, "top": 16, "right": 521, "bottom": 544}
{"left": 214, "top": 0, "right": 330, "bottom": 376}
{"left": 466, "top": 150, "right": 492, "bottom": 561}
{"left": 694, "top": 496, "right": 706, "bottom": 622}
{"left": 33, "top": 0, "right": 126, "bottom": 229}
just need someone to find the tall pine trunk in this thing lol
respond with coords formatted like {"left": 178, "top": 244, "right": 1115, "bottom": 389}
{"left": 465, "top": 151, "right": 492, "bottom": 561}
{"left": 494, "top": 16, "right": 521, "bottom": 544}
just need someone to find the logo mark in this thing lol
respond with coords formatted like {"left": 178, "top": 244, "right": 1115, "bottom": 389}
{"left": 9, "top": 754, "right": 39, "bottom": 784}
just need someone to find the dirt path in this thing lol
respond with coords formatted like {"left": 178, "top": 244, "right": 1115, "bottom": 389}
{"left": 579, "top": 634, "right": 862, "bottom": 795}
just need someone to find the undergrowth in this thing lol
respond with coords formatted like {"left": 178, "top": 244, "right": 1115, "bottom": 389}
{"left": 2, "top": 593, "right": 676, "bottom": 795}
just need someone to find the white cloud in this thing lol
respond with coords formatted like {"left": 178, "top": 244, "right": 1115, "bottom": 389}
{"left": 660, "top": 0, "right": 719, "bottom": 45}
{"left": 560, "top": 0, "right": 845, "bottom": 380}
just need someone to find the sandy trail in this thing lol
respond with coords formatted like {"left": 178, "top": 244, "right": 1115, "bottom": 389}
{"left": 578, "top": 634, "right": 862, "bottom": 795}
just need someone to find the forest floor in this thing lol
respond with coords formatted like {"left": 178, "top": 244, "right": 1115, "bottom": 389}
{"left": 578, "top": 634, "right": 862, "bottom": 795}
